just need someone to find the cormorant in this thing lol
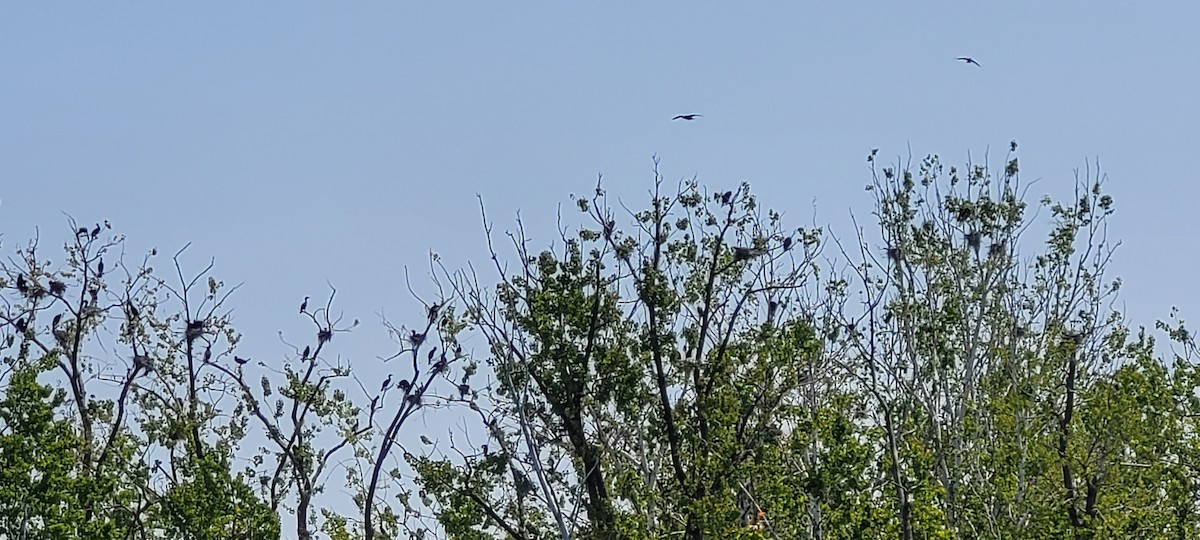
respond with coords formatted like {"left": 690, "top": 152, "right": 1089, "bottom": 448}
{"left": 300, "top": 296, "right": 309, "bottom": 313}
{"left": 234, "top": 356, "right": 250, "bottom": 365}
{"left": 672, "top": 114, "right": 702, "bottom": 121}
{"left": 957, "top": 57, "right": 981, "bottom": 67}
{"left": 381, "top": 374, "right": 393, "bottom": 392}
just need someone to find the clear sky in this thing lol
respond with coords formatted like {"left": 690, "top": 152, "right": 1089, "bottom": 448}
{"left": 2, "top": 0, "right": 1198, "bottom": 530}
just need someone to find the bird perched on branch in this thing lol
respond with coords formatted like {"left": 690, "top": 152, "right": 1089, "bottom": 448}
{"left": 732, "top": 246, "right": 767, "bottom": 262}
{"left": 234, "top": 356, "right": 249, "bottom": 365}
{"left": 672, "top": 114, "right": 702, "bottom": 121}
{"left": 299, "top": 296, "right": 309, "bottom": 314}
{"left": 381, "top": 374, "right": 393, "bottom": 392}
{"left": 957, "top": 56, "right": 981, "bottom": 67}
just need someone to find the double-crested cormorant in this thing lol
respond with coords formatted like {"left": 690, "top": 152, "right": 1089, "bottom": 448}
{"left": 672, "top": 114, "right": 702, "bottom": 121}
{"left": 91, "top": 224, "right": 101, "bottom": 238}
{"left": 732, "top": 246, "right": 767, "bottom": 262}
{"left": 957, "top": 57, "right": 981, "bottom": 67}
{"left": 301, "top": 345, "right": 311, "bottom": 361}
{"left": 381, "top": 374, "right": 393, "bottom": 392}
{"left": 16, "top": 274, "right": 27, "bottom": 292}
{"left": 234, "top": 356, "right": 249, "bottom": 365}
{"left": 782, "top": 237, "right": 794, "bottom": 251}
{"left": 300, "top": 296, "right": 309, "bottom": 313}
{"left": 97, "top": 259, "right": 105, "bottom": 278}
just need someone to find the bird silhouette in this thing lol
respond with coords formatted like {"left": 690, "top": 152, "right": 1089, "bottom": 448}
{"left": 302, "top": 345, "right": 311, "bottom": 361}
{"left": 782, "top": 237, "right": 794, "bottom": 251}
{"left": 15, "top": 274, "right": 27, "bottom": 292}
{"left": 300, "top": 296, "right": 309, "bottom": 313}
{"left": 97, "top": 259, "right": 105, "bottom": 278}
{"left": 732, "top": 246, "right": 767, "bottom": 262}
{"left": 52, "top": 313, "right": 62, "bottom": 328}
{"left": 381, "top": 374, "right": 393, "bottom": 392}
{"left": 76, "top": 227, "right": 89, "bottom": 237}
{"left": 203, "top": 346, "right": 212, "bottom": 363}
{"left": 91, "top": 224, "right": 101, "bottom": 238}
{"left": 957, "top": 57, "right": 981, "bottom": 67}
{"left": 234, "top": 356, "right": 250, "bottom": 365}
{"left": 672, "top": 114, "right": 702, "bottom": 121}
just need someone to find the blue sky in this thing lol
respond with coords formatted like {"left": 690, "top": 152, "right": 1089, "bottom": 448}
{"left": 1, "top": 0, "right": 1198, "bottom": 528}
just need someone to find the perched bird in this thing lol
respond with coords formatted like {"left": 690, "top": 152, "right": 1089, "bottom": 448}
{"left": 720, "top": 191, "right": 733, "bottom": 205}
{"left": 52, "top": 313, "right": 62, "bottom": 328}
{"left": 957, "top": 57, "right": 981, "bottom": 67}
{"left": 203, "top": 346, "right": 212, "bottom": 363}
{"left": 234, "top": 356, "right": 250, "bottom": 365}
{"left": 732, "top": 246, "right": 767, "bottom": 262}
{"left": 782, "top": 237, "right": 794, "bottom": 251}
{"left": 91, "top": 224, "right": 101, "bottom": 238}
{"left": 48, "top": 280, "right": 66, "bottom": 295}
{"left": 15, "top": 274, "right": 27, "bottom": 293}
{"left": 15, "top": 317, "right": 27, "bottom": 332}
{"left": 299, "top": 296, "right": 309, "bottom": 314}
{"left": 672, "top": 114, "right": 702, "bottom": 121}
{"left": 301, "top": 345, "right": 311, "bottom": 361}
{"left": 76, "top": 227, "right": 89, "bottom": 237}
{"left": 397, "top": 379, "right": 411, "bottom": 392}
{"left": 381, "top": 374, "right": 393, "bottom": 392}
{"left": 97, "top": 259, "right": 105, "bottom": 278}
{"left": 427, "top": 303, "right": 440, "bottom": 322}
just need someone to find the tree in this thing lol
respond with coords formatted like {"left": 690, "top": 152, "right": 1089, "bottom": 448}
{"left": 413, "top": 149, "right": 1200, "bottom": 539}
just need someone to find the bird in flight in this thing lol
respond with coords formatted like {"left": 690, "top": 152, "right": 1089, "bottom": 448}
{"left": 957, "top": 57, "right": 981, "bottom": 67}
{"left": 672, "top": 114, "right": 702, "bottom": 121}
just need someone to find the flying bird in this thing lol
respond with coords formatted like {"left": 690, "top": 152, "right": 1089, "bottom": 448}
{"left": 300, "top": 296, "right": 309, "bottom": 314}
{"left": 956, "top": 57, "right": 981, "bottom": 67}
{"left": 672, "top": 114, "right": 702, "bottom": 121}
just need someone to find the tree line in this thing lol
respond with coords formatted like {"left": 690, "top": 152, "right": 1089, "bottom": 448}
{"left": 2, "top": 146, "right": 1198, "bottom": 539}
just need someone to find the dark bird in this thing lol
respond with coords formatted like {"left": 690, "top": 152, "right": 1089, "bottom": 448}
{"left": 782, "top": 237, "right": 794, "bottom": 251}
{"left": 91, "top": 224, "right": 101, "bottom": 238}
{"left": 49, "top": 280, "right": 66, "bottom": 295}
{"left": 732, "top": 246, "right": 767, "bottom": 262}
{"left": 457, "top": 383, "right": 470, "bottom": 397}
{"left": 956, "top": 57, "right": 981, "bottom": 67}
{"left": 427, "top": 303, "right": 440, "bottom": 322}
{"left": 427, "top": 347, "right": 438, "bottom": 362}
{"left": 97, "top": 259, "right": 105, "bottom": 278}
{"left": 299, "top": 296, "right": 309, "bottom": 313}
{"left": 15, "top": 274, "right": 27, "bottom": 293}
{"left": 481, "top": 444, "right": 490, "bottom": 456}
{"left": 672, "top": 114, "right": 702, "bottom": 121}
{"left": 301, "top": 345, "right": 311, "bottom": 361}
{"left": 720, "top": 191, "right": 733, "bottom": 205}
{"left": 127, "top": 302, "right": 139, "bottom": 320}
{"left": 52, "top": 313, "right": 62, "bottom": 328}
{"left": 234, "top": 356, "right": 249, "bottom": 365}
{"left": 381, "top": 374, "right": 393, "bottom": 392}
{"left": 15, "top": 318, "right": 28, "bottom": 332}
{"left": 397, "top": 379, "right": 411, "bottom": 392}
{"left": 203, "top": 346, "right": 212, "bottom": 363}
